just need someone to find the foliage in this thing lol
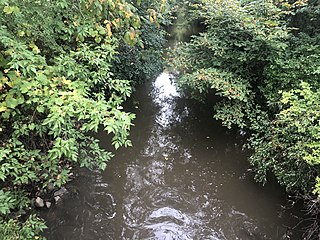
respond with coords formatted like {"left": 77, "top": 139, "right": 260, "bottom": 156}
{"left": 314, "top": 177, "right": 320, "bottom": 196}
{"left": 113, "top": 0, "right": 174, "bottom": 83}
{"left": 171, "top": 0, "right": 291, "bottom": 126}
{"left": 112, "top": 20, "right": 167, "bottom": 84}
{"left": 262, "top": 33, "right": 320, "bottom": 104}
{"left": 289, "top": 0, "right": 320, "bottom": 36}
{"left": 0, "top": 215, "right": 47, "bottom": 240}
{"left": 171, "top": 0, "right": 320, "bottom": 191}
{"left": 170, "top": 0, "right": 320, "bottom": 238}
{"left": 0, "top": 0, "right": 169, "bottom": 237}
{"left": 249, "top": 83, "right": 320, "bottom": 192}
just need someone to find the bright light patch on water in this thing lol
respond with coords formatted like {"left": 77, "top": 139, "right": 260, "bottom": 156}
{"left": 154, "top": 72, "right": 179, "bottom": 98}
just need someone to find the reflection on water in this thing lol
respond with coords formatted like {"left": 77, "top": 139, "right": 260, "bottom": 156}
{"left": 41, "top": 72, "right": 303, "bottom": 239}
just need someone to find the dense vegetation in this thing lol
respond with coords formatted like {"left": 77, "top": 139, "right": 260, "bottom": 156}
{"left": 171, "top": 0, "right": 320, "bottom": 238}
{"left": 0, "top": 0, "right": 172, "bottom": 238}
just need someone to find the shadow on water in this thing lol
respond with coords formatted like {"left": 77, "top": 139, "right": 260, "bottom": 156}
{"left": 41, "top": 71, "right": 304, "bottom": 240}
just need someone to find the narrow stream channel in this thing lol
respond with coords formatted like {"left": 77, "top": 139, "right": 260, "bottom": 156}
{"left": 41, "top": 71, "right": 303, "bottom": 239}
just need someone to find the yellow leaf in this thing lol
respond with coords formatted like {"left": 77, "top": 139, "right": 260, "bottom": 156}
{"left": 106, "top": 24, "right": 112, "bottom": 37}
{"left": 130, "top": 30, "right": 135, "bottom": 40}
{"left": 0, "top": 106, "right": 7, "bottom": 112}
{"left": 125, "top": 11, "right": 133, "bottom": 18}
{"left": 17, "top": 30, "right": 25, "bottom": 37}
{"left": 30, "top": 43, "right": 40, "bottom": 54}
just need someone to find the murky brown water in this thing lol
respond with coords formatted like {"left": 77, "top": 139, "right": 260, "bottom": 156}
{"left": 41, "top": 71, "right": 303, "bottom": 239}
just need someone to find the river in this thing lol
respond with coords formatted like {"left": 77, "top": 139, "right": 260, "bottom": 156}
{"left": 41, "top": 71, "right": 303, "bottom": 239}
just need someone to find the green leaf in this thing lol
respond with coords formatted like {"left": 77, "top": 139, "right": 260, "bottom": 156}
{"left": 5, "top": 96, "right": 19, "bottom": 109}
{"left": 37, "top": 105, "right": 45, "bottom": 113}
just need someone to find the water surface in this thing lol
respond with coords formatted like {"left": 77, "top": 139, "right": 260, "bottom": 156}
{"left": 42, "top": 71, "right": 302, "bottom": 239}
